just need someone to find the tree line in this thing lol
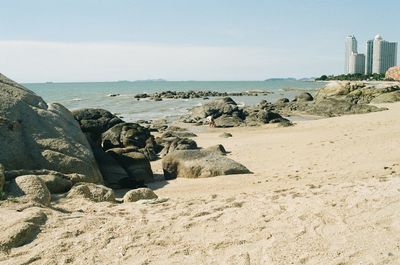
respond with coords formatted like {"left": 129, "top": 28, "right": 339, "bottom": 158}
{"left": 315, "top": 73, "right": 392, "bottom": 81}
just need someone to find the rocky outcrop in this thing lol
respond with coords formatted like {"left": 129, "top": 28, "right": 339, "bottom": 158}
{"left": 315, "top": 81, "right": 400, "bottom": 104}
{"left": 7, "top": 175, "right": 51, "bottom": 206}
{"left": 134, "top": 90, "right": 271, "bottom": 101}
{"left": 67, "top": 183, "right": 116, "bottom": 202}
{"left": 72, "top": 108, "right": 123, "bottom": 143}
{"left": 162, "top": 149, "right": 251, "bottom": 179}
{"left": 0, "top": 74, "right": 103, "bottom": 184}
{"left": 123, "top": 188, "right": 158, "bottom": 202}
{"left": 181, "top": 97, "right": 289, "bottom": 127}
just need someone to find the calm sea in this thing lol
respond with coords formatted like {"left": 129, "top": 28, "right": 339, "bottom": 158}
{"left": 24, "top": 80, "right": 323, "bottom": 122}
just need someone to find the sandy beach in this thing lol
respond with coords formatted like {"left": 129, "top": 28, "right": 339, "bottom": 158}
{"left": 2, "top": 101, "right": 400, "bottom": 265}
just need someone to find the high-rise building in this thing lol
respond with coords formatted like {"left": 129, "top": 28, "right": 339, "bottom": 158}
{"left": 372, "top": 35, "right": 398, "bottom": 74}
{"left": 365, "top": 40, "right": 374, "bottom": 74}
{"left": 349, "top": 52, "right": 365, "bottom": 74}
{"left": 345, "top": 35, "right": 358, "bottom": 74}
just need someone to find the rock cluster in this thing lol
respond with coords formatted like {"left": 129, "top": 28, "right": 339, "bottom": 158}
{"left": 134, "top": 90, "right": 271, "bottom": 101}
{"left": 181, "top": 97, "right": 290, "bottom": 127}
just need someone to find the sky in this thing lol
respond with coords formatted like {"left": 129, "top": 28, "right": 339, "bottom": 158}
{"left": 0, "top": 0, "right": 399, "bottom": 82}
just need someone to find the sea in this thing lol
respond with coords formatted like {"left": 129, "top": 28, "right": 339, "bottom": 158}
{"left": 24, "top": 80, "right": 324, "bottom": 122}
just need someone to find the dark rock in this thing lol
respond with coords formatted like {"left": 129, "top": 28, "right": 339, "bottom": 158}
{"left": 72, "top": 108, "right": 123, "bottom": 143}
{"left": 107, "top": 148, "right": 154, "bottom": 184}
{"left": 101, "top": 122, "right": 151, "bottom": 150}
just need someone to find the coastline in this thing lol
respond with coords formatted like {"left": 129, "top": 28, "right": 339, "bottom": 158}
{"left": 3, "top": 102, "right": 400, "bottom": 264}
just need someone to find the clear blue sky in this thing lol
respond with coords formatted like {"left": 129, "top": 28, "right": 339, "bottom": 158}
{"left": 0, "top": 0, "right": 399, "bottom": 82}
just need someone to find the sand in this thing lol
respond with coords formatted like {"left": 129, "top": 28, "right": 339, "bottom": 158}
{"left": 2, "top": 102, "right": 400, "bottom": 265}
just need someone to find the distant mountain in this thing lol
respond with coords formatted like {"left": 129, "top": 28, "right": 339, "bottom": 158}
{"left": 264, "top": 77, "right": 297, "bottom": 81}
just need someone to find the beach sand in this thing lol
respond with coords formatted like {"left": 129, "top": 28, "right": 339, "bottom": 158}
{"left": 2, "top": 103, "right": 400, "bottom": 265}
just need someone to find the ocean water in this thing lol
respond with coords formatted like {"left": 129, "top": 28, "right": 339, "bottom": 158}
{"left": 24, "top": 80, "right": 323, "bottom": 122}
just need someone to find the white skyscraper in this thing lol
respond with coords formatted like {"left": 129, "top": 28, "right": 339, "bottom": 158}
{"left": 372, "top": 34, "right": 398, "bottom": 74}
{"left": 345, "top": 35, "right": 358, "bottom": 74}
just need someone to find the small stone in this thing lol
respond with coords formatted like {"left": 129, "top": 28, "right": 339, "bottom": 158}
{"left": 123, "top": 188, "right": 158, "bottom": 202}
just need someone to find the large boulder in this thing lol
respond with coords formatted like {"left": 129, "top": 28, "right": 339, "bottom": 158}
{"left": 107, "top": 148, "right": 154, "bottom": 184}
{"left": 67, "top": 183, "right": 115, "bottom": 202}
{"left": 7, "top": 175, "right": 51, "bottom": 206}
{"left": 0, "top": 74, "right": 102, "bottom": 184}
{"left": 162, "top": 149, "right": 251, "bottom": 179}
{"left": 72, "top": 108, "right": 123, "bottom": 143}
{"left": 123, "top": 188, "right": 158, "bottom": 202}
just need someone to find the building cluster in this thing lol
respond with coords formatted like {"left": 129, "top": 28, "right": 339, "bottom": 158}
{"left": 345, "top": 34, "right": 397, "bottom": 75}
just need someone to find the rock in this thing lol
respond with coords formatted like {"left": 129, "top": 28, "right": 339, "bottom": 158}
{"left": 0, "top": 74, "right": 103, "bottom": 183}
{"left": 214, "top": 115, "right": 244, "bottom": 127}
{"left": 91, "top": 146, "right": 132, "bottom": 189}
{"left": 67, "top": 183, "right": 115, "bottom": 202}
{"left": 4, "top": 169, "right": 88, "bottom": 184}
{"left": 123, "top": 188, "right": 158, "bottom": 202}
{"left": 370, "top": 91, "right": 400, "bottom": 103}
{"left": 101, "top": 122, "right": 150, "bottom": 149}
{"left": 72, "top": 108, "right": 123, "bottom": 143}
{"left": 206, "top": 144, "right": 228, "bottom": 155}
{"left": 244, "top": 109, "right": 289, "bottom": 126}
{"left": 315, "top": 81, "right": 400, "bottom": 104}
{"left": 7, "top": 175, "right": 51, "bottom": 206}
{"left": 306, "top": 99, "right": 385, "bottom": 117}
{"left": 294, "top": 92, "right": 314, "bottom": 102}
{"left": 0, "top": 164, "right": 4, "bottom": 192}
{"left": 37, "top": 175, "right": 73, "bottom": 194}
{"left": 158, "top": 137, "right": 198, "bottom": 156}
{"left": 162, "top": 149, "right": 251, "bottom": 179}
{"left": 107, "top": 148, "right": 154, "bottom": 184}
{"left": 187, "top": 97, "right": 245, "bottom": 123}
{"left": 219, "top": 132, "right": 233, "bottom": 138}
{"left": 101, "top": 122, "right": 161, "bottom": 161}
{"left": 161, "top": 130, "right": 197, "bottom": 138}
{"left": 0, "top": 207, "right": 47, "bottom": 251}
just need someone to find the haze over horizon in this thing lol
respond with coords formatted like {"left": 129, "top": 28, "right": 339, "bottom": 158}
{"left": 1, "top": 0, "right": 399, "bottom": 83}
